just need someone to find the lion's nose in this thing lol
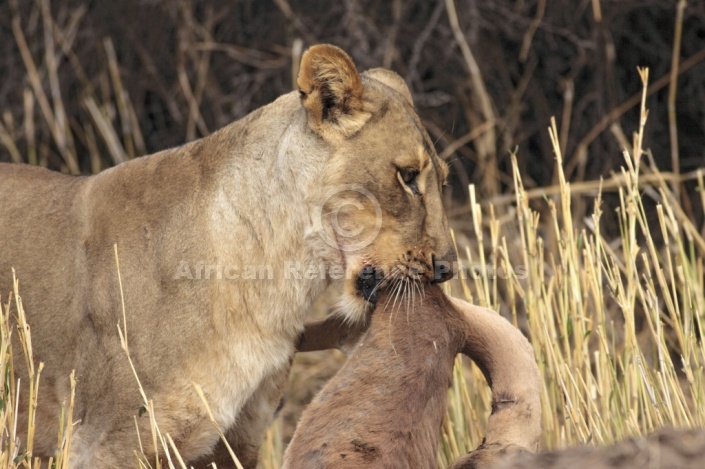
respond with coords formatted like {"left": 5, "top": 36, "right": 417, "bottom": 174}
{"left": 432, "top": 250, "right": 456, "bottom": 283}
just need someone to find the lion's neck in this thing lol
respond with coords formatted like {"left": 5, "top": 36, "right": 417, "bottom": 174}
{"left": 201, "top": 93, "right": 333, "bottom": 337}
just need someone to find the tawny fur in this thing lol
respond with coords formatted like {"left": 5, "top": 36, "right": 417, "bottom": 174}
{"left": 0, "top": 44, "right": 455, "bottom": 468}
{"left": 286, "top": 285, "right": 542, "bottom": 469}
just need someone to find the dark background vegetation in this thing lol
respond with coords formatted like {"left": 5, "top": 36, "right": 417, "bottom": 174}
{"left": 0, "top": 0, "right": 703, "bottom": 224}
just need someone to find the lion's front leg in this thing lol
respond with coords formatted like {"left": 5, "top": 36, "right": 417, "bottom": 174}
{"left": 297, "top": 312, "right": 370, "bottom": 355}
{"left": 192, "top": 314, "right": 368, "bottom": 468}
{"left": 192, "top": 362, "right": 292, "bottom": 469}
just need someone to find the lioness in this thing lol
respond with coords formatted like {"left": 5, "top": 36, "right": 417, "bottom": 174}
{"left": 0, "top": 45, "right": 455, "bottom": 467}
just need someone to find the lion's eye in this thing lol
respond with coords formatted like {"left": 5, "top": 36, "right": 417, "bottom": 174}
{"left": 398, "top": 168, "right": 421, "bottom": 195}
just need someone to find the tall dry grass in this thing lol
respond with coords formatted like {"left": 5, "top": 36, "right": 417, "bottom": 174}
{"left": 435, "top": 68, "right": 705, "bottom": 466}
{"left": 1, "top": 272, "right": 75, "bottom": 468}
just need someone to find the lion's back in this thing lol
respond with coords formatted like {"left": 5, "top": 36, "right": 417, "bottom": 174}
{"left": 0, "top": 162, "right": 87, "bottom": 277}
{"left": 0, "top": 163, "right": 90, "bottom": 363}
{"left": 0, "top": 162, "right": 87, "bottom": 226}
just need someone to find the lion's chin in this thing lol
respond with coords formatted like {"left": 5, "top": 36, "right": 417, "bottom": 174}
{"left": 330, "top": 262, "right": 379, "bottom": 324}
{"left": 335, "top": 290, "right": 375, "bottom": 325}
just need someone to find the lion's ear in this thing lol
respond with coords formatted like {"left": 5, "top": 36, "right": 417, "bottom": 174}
{"left": 297, "top": 44, "right": 367, "bottom": 137}
{"left": 362, "top": 68, "right": 413, "bottom": 106}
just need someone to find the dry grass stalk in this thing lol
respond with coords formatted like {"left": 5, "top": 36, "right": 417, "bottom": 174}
{"left": 667, "top": 0, "right": 687, "bottom": 201}
{"left": 0, "top": 271, "right": 75, "bottom": 469}
{"left": 444, "top": 0, "right": 499, "bottom": 197}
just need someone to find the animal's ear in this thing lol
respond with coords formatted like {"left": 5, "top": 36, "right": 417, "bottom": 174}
{"left": 297, "top": 44, "right": 367, "bottom": 137}
{"left": 362, "top": 68, "right": 413, "bottom": 105}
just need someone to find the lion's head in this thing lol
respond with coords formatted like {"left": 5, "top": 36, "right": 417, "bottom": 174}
{"left": 299, "top": 45, "right": 456, "bottom": 322}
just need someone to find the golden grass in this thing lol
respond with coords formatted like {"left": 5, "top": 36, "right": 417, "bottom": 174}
{"left": 1, "top": 272, "right": 75, "bottom": 468}
{"left": 436, "top": 68, "right": 705, "bottom": 465}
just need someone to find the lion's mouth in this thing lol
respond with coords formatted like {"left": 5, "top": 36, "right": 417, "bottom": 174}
{"left": 356, "top": 265, "right": 382, "bottom": 304}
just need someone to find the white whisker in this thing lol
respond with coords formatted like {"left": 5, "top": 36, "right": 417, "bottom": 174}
{"left": 413, "top": 280, "right": 423, "bottom": 305}
{"left": 391, "top": 276, "right": 404, "bottom": 315}
{"left": 382, "top": 273, "right": 401, "bottom": 311}
{"left": 386, "top": 276, "right": 403, "bottom": 355}
{"left": 369, "top": 266, "right": 400, "bottom": 300}
{"left": 404, "top": 278, "right": 412, "bottom": 325}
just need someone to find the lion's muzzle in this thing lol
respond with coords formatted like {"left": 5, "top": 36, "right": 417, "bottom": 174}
{"left": 356, "top": 265, "right": 382, "bottom": 303}
{"left": 432, "top": 249, "right": 457, "bottom": 284}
